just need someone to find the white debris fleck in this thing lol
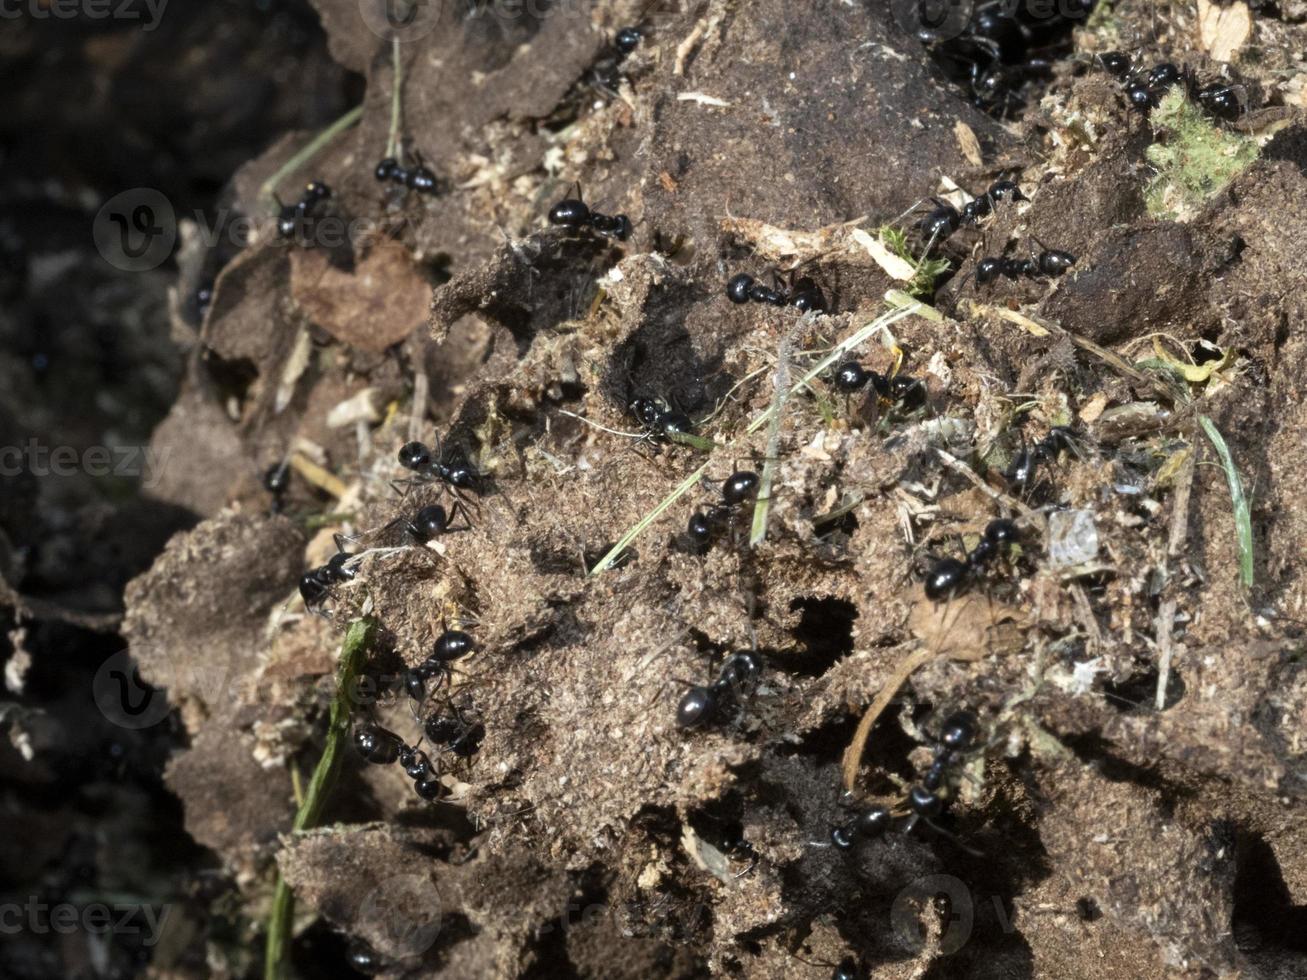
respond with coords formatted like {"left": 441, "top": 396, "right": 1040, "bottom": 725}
{"left": 1070, "top": 657, "right": 1105, "bottom": 695}
{"left": 1048, "top": 509, "right": 1099, "bottom": 567}
{"left": 677, "top": 92, "right": 731, "bottom": 107}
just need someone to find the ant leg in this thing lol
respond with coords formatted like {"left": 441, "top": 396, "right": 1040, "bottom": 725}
{"left": 889, "top": 196, "right": 932, "bottom": 230}
{"left": 445, "top": 499, "right": 475, "bottom": 532}
{"left": 390, "top": 476, "right": 427, "bottom": 498}
{"left": 919, "top": 816, "right": 985, "bottom": 857}
{"left": 448, "top": 484, "right": 482, "bottom": 520}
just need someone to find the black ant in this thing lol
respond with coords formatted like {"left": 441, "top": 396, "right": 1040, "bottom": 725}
{"left": 352, "top": 720, "right": 445, "bottom": 802}
{"left": 195, "top": 281, "right": 214, "bottom": 320}
{"left": 1195, "top": 82, "right": 1244, "bottom": 121}
{"left": 352, "top": 720, "right": 404, "bottom": 765}
{"left": 829, "top": 360, "right": 927, "bottom": 413}
{"left": 725, "top": 269, "right": 827, "bottom": 313}
{"left": 397, "top": 741, "right": 445, "bottom": 801}
{"left": 614, "top": 26, "right": 642, "bottom": 56}
{"left": 831, "top": 710, "right": 978, "bottom": 849}
{"left": 298, "top": 550, "right": 357, "bottom": 612}
{"left": 683, "top": 470, "right": 759, "bottom": 554}
{"left": 263, "top": 461, "right": 290, "bottom": 513}
{"left": 676, "top": 650, "right": 763, "bottom": 729}
{"left": 828, "top": 801, "right": 891, "bottom": 851}
{"left": 403, "top": 628, "right": 476, "bottom": 705}
{"left": 974, "top": 246, "right": 1076, "bottom": 286}
{"left": 424, "top": 704, "right": 485, "bottom": 759}
{"left": 346, "top": 939, "right": 385, "bottom": 975}
{"left": 585, "top": 14, "right": 650, "bottom": 95}
{"left": 915, "top": 1, "right": 1092, "bottom": 115}
{"left": 396, "top": 439, "right": 482, "bottom": 502}
{"left": 629, "top": 396, "right": 696, "bottom": 445}
{"left": 374, "top": 149, "right": 440, "bottom": 195}
{"left": 901, "top": 710, "right": 978, "bottom": 837}
{"left": 385, "top": 501, "right": 472, "bottom": 546}
{"left": 548, "top": 183, "right": 631, "bottom": 241}
{"left": 1097, "top": 52, "right": 1240, "bottom": 119}
{"left": 721, "top": 832, "right": 759, "bottom": 876}
{"left": 909, "top": 178, "right": 1026, "bottom": 251}
{"left": 275, "top": 180, "right": 331, "bottom": 240}
{"left": 1006, "top": 424, "right": 1077, "bottom": 496}
{"left": 923, "top": 518, "right": 1019, "bottom": 601}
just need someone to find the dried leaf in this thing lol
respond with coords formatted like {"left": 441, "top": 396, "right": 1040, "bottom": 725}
{"left": 720, "top": 214, "right": 866, "bottom": 263}
{"left": 681, "top": 825, "right": 733, "bottom": 884}
{"left": 954, "top": 120, "right": 983, "bottom": 167}
{"left": 290, "top": 243, "right": 430, "bottom": 352}
{"left": 1154, "top": 446, "right": 1193, "bottom": 489}
{"left": 275, "top": 327, "right": 312, "bottom": 415}
{"left": 290, "top": 453, "right": 348, "bottom": 499}
{"left": 1079, "top": 391, "right": 1110, "bottom": 424}
{"left": 908, "top": 593, "right": 1026, "bottom": 662}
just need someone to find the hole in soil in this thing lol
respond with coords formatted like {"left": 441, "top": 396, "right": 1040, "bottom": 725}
{"left": 907, "top": 1, "right": 1095, "bottom": 117}
{"left": 778, "top": 704, "right": 919, "bottom": 790}
{"left": 605, "top": 282, "right": 733, "bottom": 423}
{"left": 529, "top": 539, "right": 634, "bottom": 576}
{"left": 1232, "top": 831, "right": 1307, "bottom": 955}
{"left": 202, "top": 352, "right": 259, "bottom": 409}
{"left": 1102, "top": 666, "right": 1185, "bottom": 712}
{"left": 783, "top": 596, "right": 858, "bottom": 676}
{"left": 1075, "top": 897, "right": 1102, "bottom": 921}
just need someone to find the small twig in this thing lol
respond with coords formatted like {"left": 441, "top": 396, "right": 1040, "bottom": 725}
{"left": 1069, "top": 582, "right": 1103, "bottom": 655}
{"left": 1167, "top": 439, "right": 1197, "bottom": 559}
{"left": 750, "top": 323, "right": 802, "bottom": 547}
{"left": 842, "top": 646, "right": 933, "bottom": 793}
{"left": 1154, "top": 597, "right": 1179, "bottom": 712}
{"left": 388, "top": 36, "right": 402, "bottom": 159}
{"left": 933, "top": 448, "right": 1044, "bottom": 531}
{"left": 556, "top": 409, "right": 646, "bottom": 439}
{"left": 409, "top": 359, "right": 429, "bottom": 445}
{"left": 264, "top": 618, "right": 376, "bottom": 980}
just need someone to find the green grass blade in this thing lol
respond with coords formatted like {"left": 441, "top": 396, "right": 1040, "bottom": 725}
{"left": 588, "top": 463, "right": 710, "bottom": 575}
{"left": 259, "top": 105, "right": 364, "bottom": 211}
{"left": 665, "top": 430, "right": 718, "bottom": 452}
{"left": 264, "top": 617, "right": 376, "bottom": 980}
{"left": 1198, "top": 415, "right": 1254, "bottom": 589}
